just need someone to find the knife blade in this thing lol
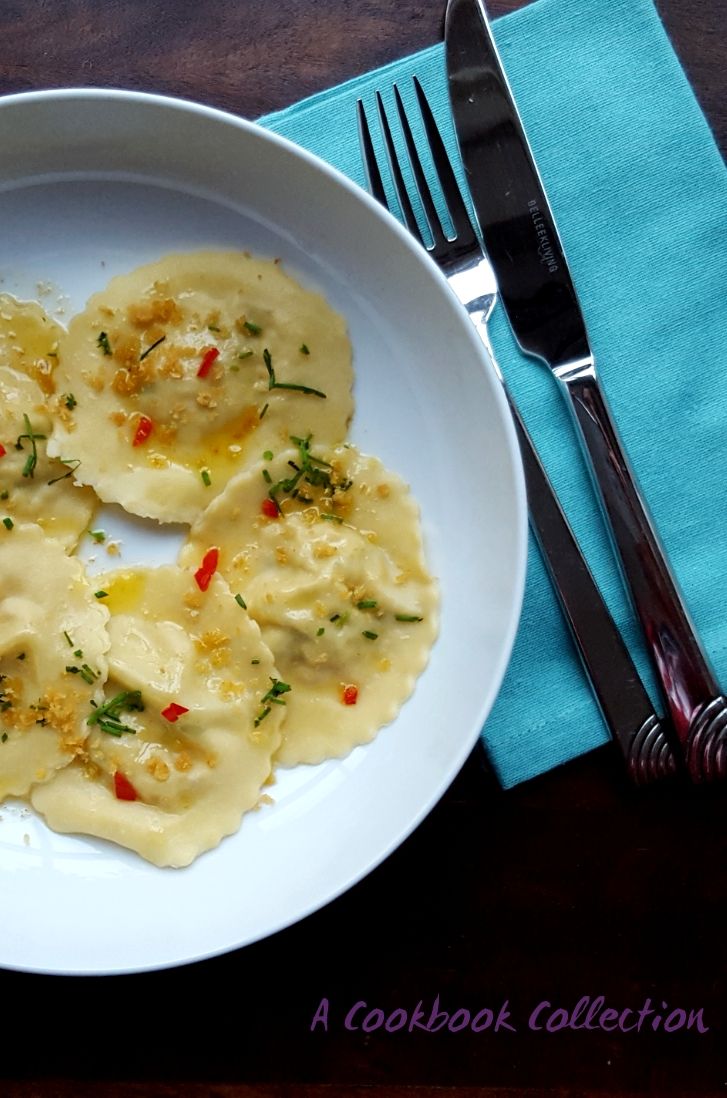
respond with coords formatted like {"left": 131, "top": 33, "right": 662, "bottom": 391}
{"left": 445, "top": 0, "right": 727, "bottom": 782}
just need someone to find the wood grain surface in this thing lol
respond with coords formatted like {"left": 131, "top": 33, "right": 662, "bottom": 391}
{"left": 0, "top": 1, "right": 724, "bottom": 1096}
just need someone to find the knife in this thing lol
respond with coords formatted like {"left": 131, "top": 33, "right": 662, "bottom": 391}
{"left": 445, "top": 0, "right": 727, "bottom": 782}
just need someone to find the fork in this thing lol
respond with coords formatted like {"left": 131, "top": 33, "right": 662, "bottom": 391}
{"left": 357, "top": 80, "right": 678, "bottom": 784}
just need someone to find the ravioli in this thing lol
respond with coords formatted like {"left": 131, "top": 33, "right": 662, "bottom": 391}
{"left": 0, "top": 296, "right": 96, "bottom": 550}
{"left": 47, "top": 251, "right": 354, "bottom": 524}
{"left": 31, "top": 564, "right": 286, "bottom": 867}
{"left": 180, "top": 441, "right": 438, "bottom": 765}
{"left": 0, "top": 524, "right": 110, "bottom": 799}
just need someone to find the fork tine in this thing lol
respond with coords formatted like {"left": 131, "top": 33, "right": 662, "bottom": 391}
{"left": 356, "top": 100, "right": 387, "bottom": 207}
{"left": 412, "top": 76, "right": 478, "bottom": 248}
{"left": 392, "top": 84, "right": 448, "bottom": 251}
{"left": 373, "top": 92, "right": 423, "bottom": 245}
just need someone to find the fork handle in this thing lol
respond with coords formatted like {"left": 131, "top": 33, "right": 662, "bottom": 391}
{"left": 502, "top": 384, "right": 676, "bottom": 783}
{"left": 560, "top": 362, "right": 727, "bottom": 781}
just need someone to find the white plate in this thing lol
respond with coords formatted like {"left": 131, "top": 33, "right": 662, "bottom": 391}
{"left": 0, "top": 89, "right": 527, "bottom": 974}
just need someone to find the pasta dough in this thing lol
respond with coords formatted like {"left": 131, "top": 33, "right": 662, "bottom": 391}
{"left": 0, "top": 295, "right": 96, "bottom": 550}
{"left": 180, "top": 441, "right": 438, "bottom": 765}
{"left": 31, "top": 564, "right": 286, "bottom": 867}
{"left": 0, "top": 524, "right": 110, "bottom": 798}
{"left": 47, "top": 251, "right": 354, "bottom": 524}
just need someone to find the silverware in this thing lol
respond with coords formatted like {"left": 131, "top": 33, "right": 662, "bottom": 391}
{"left": 357, "top": 80, "right": 676, "bottom": 783}
{"left": 445, "top": 0, "right": 727, "bottom": 782}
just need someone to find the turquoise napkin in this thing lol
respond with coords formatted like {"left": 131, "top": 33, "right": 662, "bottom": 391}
{"left": 260, "top": 0, "right": 727, "bottom": 787}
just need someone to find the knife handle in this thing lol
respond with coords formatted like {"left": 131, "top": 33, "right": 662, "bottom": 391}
{"left": 503, "top": 386, "right": 676, "bottom": 783}
{"left": 560, "top": 361, "right": 727, "bottom": 781}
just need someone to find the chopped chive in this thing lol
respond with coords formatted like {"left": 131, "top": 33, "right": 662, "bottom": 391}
{"left": 47, "top": 458, "right": 80, "bottom": 486}
{"left": 299, "top": 343, "right": 310, "bottom": 355}
{"left": 2, "top": 517, "right": 13, "bottom": 530}
{"left": 201, "top": 468, "right": 212, "bottom": 487}
{"left": 97, "top": 331, "right": 112, "bottom": 356}
{"left": 362, "top": 630, "right": 379, "bottom": 640}
{"left": 254, "top": 677, "right": 291, "bottom": 726}
{"left": 357, "top": 600, "right": 377, "bottom": 610}
{"left": 263, "top": 348, "right": 326, "bottom": 399}
{"left": 89, "top": 529, "right": 106, "bottom": 544}
{"left": 63, "top": 393, "right": 77, "bottom": 410}
{"left": 208, "top": 324, "right": 221, "bottom": 333}
{"left": 63, "top": 631, "right": 73, "bottom": 646}
{"left": 395, "top": 613, "right": 423, "bottom": 622}
{"left": 1, "top": 733, "right": 7, "bottom": 743}
{"left": 262, "top": 468, "right": 272, "bottom": 485}
{"left": 86, "top": 689, "right": 144, "bottom": 736}
{"left": 316, "top": 627, "right": 325, "bottom": 637}
{"left": 259, "top": 403, "right": 269, "bottom": 420}
{"left": 243, "top": 320, "right": 262, "bottom": 335}
{"left": 0, "top": 491, "right": 8, "bottom": 500}
{"left": 329, "top": 613, "right": 340, "bottom": 623}
{"left": 235, "top": 594, "right": 247, "bottom": 609}
{"left": 251, "top": 658, "right": 260, "bottom": 665}
{"left": 73, "top": 649, "right": 83, "bottom": 658}
{"left": 16, "top": 652, "right": 25, "bottom": 661}
{"left": 263, "top": 450, "right": 273, "bottom": 461}
{"left": 238, "top": 349, "right": 254, "bottom": 360}
{"left": 66, "top": 664, "right": 97, "bottom": 685}
{"left": 320, "top": 512, "right": 343, "bottom": 523}
{"left": 94, "top": 590, "right": 108, "bottom": 599}
{"left": 139, "top": 334, "right": 166, "bottom": 361}
{"left": 15, "top": 414, "right": 46, "bottom": 479}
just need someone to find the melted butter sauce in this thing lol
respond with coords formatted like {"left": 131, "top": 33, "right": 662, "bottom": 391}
{"left": 99, "top": 570, "right": 148, "bottom": 615}
{"left": 157, "top": 404, "right": 261, "bottom": 479}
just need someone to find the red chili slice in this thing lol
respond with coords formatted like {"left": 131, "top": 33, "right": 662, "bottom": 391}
{"left": 0, "top": 444, "right": 6, "bottom": 458}
{"left": 261, "top": 498, "right": 279, "bottom": 519}
{"left": 342, "top": 684, "right": 359, "bottom": 706}
{"left": 197, "top": 347, "right": 220, "bottom": 378}
{"left": 132, "top": 415, "right": 154, "bottom": 447}
{"left": 194, "top": 546, "right": 219, "bottom": 591}
{"left": 161, "top": 702, "right": 189, "bottom": 723}
{"left": 113, "top": 771, "right": 138, "bottom": 802}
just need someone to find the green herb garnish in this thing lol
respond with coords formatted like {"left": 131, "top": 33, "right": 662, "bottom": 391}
{"left": 243, "top": 320, "right": 262, "bottom": 335}
{"left": 395, "top": 614, "right": 423, "bottom": 622}
{"left": 201, "top": 469, "right": 212, "bottom": 487}
{"left": 299, "top": 344, "right": 310, "bottom": 355}
{"left": 89, "top": 529, "right": 106, "bottom": 544}
{"left": 97, "top": 331, "right": 112, "bottom": 356}
{"left": 2, "top": 517, "right": 13, "bottom": 530}
{"left": 15, "top": 414, "right": 46, "bottom": 479}
{"left": 357, "top": 600, "right": 377, "bottom": 610}
{"left": 263, "top": 348, "right": 326, "bottom": 399}
{"left": 254, "top": 678, "right": 291, "bottom": 727}
{"left": 47, "top": 458, "right": 81, "bottom": 486}
{"left": 94, "top": 590, "right": 108, "bottom": 600}
{"left": 63, "top": 393, "right": 77, "bottom": 410}
{"left": 235, "top": 594, "right": 247, "bottom": 609}
{"left": 86, "top": 689, "right": 144, "bottom": 736}
{"left": 66, "top": 664, "right": 98, "bottom": 685}
{"left": 139, "top": 334, "right": 166, "bottom": 361}
{"left": 362, "top": 630, "right": 378, "bottom": 641}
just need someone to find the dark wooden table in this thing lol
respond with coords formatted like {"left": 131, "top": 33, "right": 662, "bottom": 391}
{"left": 0, "top": 1, "right": 725, "bottom": 1095}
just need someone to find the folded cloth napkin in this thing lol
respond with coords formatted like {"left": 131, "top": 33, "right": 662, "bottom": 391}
{"left": 260, "top": 0, "right": 727, "bottom": 787}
